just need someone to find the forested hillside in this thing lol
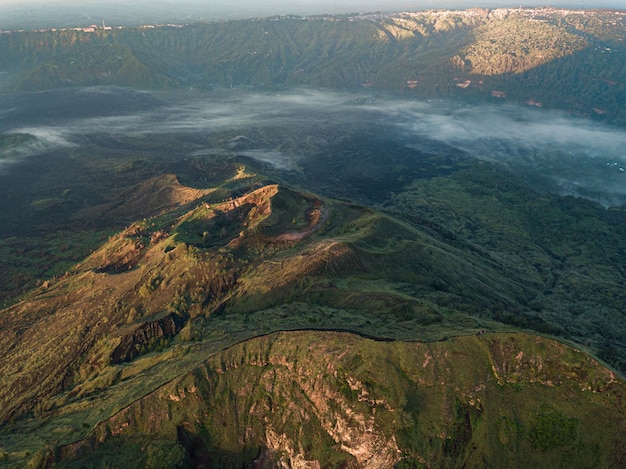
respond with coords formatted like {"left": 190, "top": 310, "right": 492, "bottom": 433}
{"left": 1, "top": 7, "right": 625, "bottom": 122}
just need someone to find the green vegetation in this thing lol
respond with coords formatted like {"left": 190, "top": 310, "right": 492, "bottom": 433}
{"left": 1, "top": 8, "right": 625, "bottom": 122}
{"left": 528, "top": 407, "right": 578, "bottom": 450}
{"left": 0, "top": 156, "right": 624, "bottom": 467}
{"left": 0, "top": 7, "right": 625, "bottom": 467}
{"left": 49, "top": 332, "right": 626, "bottom": 468}
{"left": 386, "top": 161, "right": 626, "bottom": 372}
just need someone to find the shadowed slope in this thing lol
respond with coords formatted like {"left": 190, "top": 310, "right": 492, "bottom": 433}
{"left": 55, "top": 331, "right": 626, "bottom": 469}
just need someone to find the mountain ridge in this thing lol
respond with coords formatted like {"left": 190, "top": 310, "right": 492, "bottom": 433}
{"left": 1, "top": 7, "right": 625, "bottom": 122}
{"left": 1, "top": 167, "right": 624, "bottom": 467}
{"left": 51, "top": 330, "right": 626, "bottom": 468}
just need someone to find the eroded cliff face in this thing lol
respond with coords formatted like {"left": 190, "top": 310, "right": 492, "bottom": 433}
{"left": 57, "top": 331, "right": 626, "bottom": 469}
{"left": 110, "top": 311, "right": 187, "bottom": 363}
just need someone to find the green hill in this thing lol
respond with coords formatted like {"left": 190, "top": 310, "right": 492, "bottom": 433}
{"left": 0, "top": 161, "right": 624, "bottom": 467}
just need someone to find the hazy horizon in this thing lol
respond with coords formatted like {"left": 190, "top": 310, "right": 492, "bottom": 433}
{"left": 1, "top": 1, "right": 625, "bottom": 29}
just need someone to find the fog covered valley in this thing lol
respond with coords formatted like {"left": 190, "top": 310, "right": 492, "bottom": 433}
{"left": 2, "top": 87, "right": 626, "bottom": 208}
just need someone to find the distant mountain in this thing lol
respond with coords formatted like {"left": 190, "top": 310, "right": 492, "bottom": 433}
{"left": 1, "top": 7, "right": 625, "bottom": 122}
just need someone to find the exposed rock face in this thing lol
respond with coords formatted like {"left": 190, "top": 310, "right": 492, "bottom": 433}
{"left": 56, "top": 331, "right": 626, "bottom": 469}
{"left": 111, "top": 312, "right": 187, "bottom": 363}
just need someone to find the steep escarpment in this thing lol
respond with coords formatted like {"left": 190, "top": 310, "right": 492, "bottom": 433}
{"left": 2, "top": 8, "right": 625, "bottom": 120}
{"left": 110, "top": 311, "right": 187, "bottom": 364}
{"left": 56, "top": 331, "right": 626, "bottom": 469}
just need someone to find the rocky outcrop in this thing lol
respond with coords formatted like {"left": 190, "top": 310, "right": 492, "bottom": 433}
{"left": 111, "top": 312, "right": 187, "bottom": 363}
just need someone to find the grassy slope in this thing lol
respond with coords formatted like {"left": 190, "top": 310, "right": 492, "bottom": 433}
{"left": 53, "top": 331, "right": 626, "bottom": 469}
{"left": 0, "top": 166, "right": 624, "bottom": 467}
{"left": 0, "top": 175, "right": 517, "bottom": 419}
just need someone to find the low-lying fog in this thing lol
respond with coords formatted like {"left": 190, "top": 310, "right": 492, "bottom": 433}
{"left": 1, "top": 87, "right": 625, "bottom": 206}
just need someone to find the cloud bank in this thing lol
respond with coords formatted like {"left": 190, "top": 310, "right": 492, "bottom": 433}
{"left": 2, "top": 87, "right": 625, "bottom": 205}
{"left": 385, "top": 101, "right": 626, "bottom": 204}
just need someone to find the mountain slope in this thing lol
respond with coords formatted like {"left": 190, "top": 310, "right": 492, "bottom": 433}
{"left": 0, "top": 177, "right": 522, "bottom": 427}
{"left": 0, "top": 164, "right": 624, "bottom": 467}
{"left": 55, "top": 331, "right": 626, "bottom": 468}
{"left": 1, "top": 8, "right": 625, "bottom": 122}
